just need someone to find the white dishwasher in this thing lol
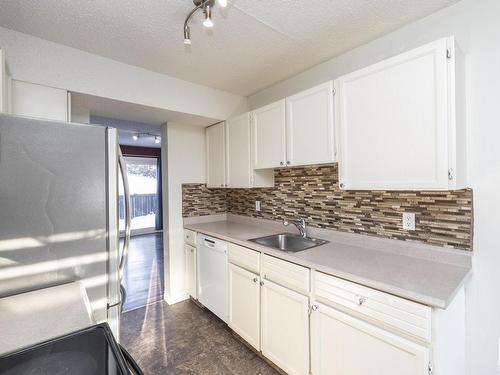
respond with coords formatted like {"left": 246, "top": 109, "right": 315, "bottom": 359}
{"left": 197, "top": 235, "right": 228, "bottom": 323}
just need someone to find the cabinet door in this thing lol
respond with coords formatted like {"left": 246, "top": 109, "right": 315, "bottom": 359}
{"left": 261, "top": 279, "right": 309, "bottom": 375}
{"left": 252, "top": 99, "right": 286, "bottom": 169}
{"left": 228, "top": 264, "right": 260, "bottom": 350}
{"left": 311, "top": 302, "right": 430, "bottom": 375}
{"left": 336, "top": 38, "right": 450, "bottom": 190}
{"left": 226, "top": 113, "right": 251, "bottom": 187}
{"left": 206, "top": 122, "right": 226, "bottom": 188}
{"left": 184, "top": 244, "right": 197, "bottom": 298}
{"left": 286, "top": 81, "right": 335, "bottom": 166}
{"left": 11, "top": 80, "right": 68, "bottom": 121}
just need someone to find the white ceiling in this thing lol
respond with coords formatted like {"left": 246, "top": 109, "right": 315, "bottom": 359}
{"left": 0, "top": 0, "right": 459, "bottom": 96}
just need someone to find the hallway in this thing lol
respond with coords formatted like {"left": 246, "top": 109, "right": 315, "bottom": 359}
{"left": 121, "top": 233, "right": 164, "bottom": 312}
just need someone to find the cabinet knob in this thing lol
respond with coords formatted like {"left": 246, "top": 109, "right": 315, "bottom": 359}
{"left": 311, "top": 304, "right": 319, "bottom": 312}
{"left": 280, "top": 161, "right": 284, "bottom": 166}
{"left": 259, "top": 281, "right": 264, "bottom": 286}
{"left": 357, "top": 296, "right": 366, "bottom": 306}
{"left": 339, "top": 182, "right": 345, "bottom": 189}
{"left": 286, "top": 161, "right": 290, "bottom": 165}
{"left": 253, "top": 277, "right": 258, "bottom": 283}
{"left": 220, "top": 184, "right": 224, "bottom": 187}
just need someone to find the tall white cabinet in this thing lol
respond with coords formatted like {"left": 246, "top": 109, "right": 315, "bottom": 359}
{"left": 336, "top": 37, "right": 466, "bottom": 190}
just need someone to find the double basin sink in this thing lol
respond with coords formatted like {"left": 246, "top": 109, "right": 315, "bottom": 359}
{"left": 249, "top": 233, "right": 328, "bottom": 253}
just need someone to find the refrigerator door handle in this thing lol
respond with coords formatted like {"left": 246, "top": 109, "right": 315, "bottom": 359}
{"left": 118, "top": 149, "right": 131, "bottom": 285}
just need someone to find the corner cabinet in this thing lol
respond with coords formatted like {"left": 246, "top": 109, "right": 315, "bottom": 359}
{"left": 336, "top": 37, "right": 466, "bottom": 190}
{"left": 206, "top": 122, "right": 226, "bottom": 188}
{"left": 207, "top": 117, "right": 274, "bottom": 188}
{"left": 286, "top": 81, "right": 336, "bottom": 166}
{"left": 310, "top": 302, "right": 430, "bottom": 375}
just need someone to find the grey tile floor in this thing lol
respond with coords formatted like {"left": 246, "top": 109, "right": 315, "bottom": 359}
{"left": 121, "top": 300, "right": 280, "bottom": 375}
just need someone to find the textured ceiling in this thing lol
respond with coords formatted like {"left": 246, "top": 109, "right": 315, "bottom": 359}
{"left": 0, "top": 0, "right": 459, "bottom": 96}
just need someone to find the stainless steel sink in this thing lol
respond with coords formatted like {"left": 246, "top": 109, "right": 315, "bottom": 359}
{"left": 249, "top": 233, "right": 328, "bottom": 253}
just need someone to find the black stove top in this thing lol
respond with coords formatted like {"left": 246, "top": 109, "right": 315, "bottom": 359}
{"left": 0, "top": 323, "right": 134, "bottom": 375}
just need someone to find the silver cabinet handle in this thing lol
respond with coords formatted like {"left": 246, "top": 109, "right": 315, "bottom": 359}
{"left": 253, "top": 277, "right": 258, "bottom": 283}
{"left": 118, "top": 149, "right": 131, "bottom": 283}
{"left": 280, "top": 161, "right": 284, "bottom": 166}
{"left": 357, "top": 296, "right": 367, "bottom": 306}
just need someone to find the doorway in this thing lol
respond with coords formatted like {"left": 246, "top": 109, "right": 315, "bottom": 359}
{"left": 119, "top": 145, "right": 164, "bottom": 312}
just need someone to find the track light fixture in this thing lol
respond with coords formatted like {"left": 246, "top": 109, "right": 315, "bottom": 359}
{"left": 132, "top": 132, "right": 161, "bottom": 144}
{"left": 183, "top": 0, "right": 227, "bottom": 44}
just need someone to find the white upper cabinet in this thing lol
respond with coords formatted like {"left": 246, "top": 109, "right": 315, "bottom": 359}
{"left": 226, "top": 113, "right": 251, "bottom": 187}
{"left": 206, "top": 122, "right": 226, "bottom": 188}
{"left": 207, "top": 116, "right": 273, "bottom": 188}
{"left": 336, "top": 37, "right": 466, "bottom": 190}
{"left": 11, "top": 80, "right": 69, "bottom": 122}
{"left": 252, "top": 99, "right": 286, "bottom": 169}
{"left": 286, "top": 81, "right": 335, "bottom": 166}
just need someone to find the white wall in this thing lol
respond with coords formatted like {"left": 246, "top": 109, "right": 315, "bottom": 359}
{"left": 250, "top": 1, "right": 500, "bottom": 373}
{"left": 163, "top": 122, "right": 206, "bottom": 304}
{"left": 0, "top": 26, "right": 248, "bottom": 121}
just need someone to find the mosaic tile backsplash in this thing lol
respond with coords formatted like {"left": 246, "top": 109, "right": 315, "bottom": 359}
{"left": 182, "top": 164, "right": 473, "bottom": 250}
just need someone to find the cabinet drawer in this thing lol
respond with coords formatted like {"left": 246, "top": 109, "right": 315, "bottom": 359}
{"left": 262, "top": 255, "right": 310, "bottom": 295}
{"left": 313, "top": 271, "right": 432, "bottom": 342}
{"left": 228, "top": 243, "right": 260, "bottom": 274}
{"left": 184, "top": 229, "right": 197, "bottom": 247}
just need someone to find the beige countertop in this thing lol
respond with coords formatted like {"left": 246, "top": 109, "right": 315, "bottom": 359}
{"left": 184, "top": 215, "right": 472, "bottom": 309}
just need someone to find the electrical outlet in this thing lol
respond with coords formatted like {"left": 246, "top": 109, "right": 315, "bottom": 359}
{"left": 402, "top": 212, "right": 416, "bottom": 230}
{"left": 255, "top": 201, "right": 261, "bottom": 212}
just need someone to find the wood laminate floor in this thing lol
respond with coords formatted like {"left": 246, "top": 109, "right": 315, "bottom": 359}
{"left": 122, "top": 233, "right": 164, "bottom": 312}
{"left": 121, "top": 300, "right": 280, "bottom": 375}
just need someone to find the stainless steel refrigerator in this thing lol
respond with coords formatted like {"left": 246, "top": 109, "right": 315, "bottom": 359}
{"left": 0, "top": 113, "right": 131, "bottom": 340}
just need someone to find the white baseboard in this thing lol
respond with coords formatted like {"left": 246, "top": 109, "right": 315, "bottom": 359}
{"left": 164, "top": 292, "right": 189, "bottom": 305}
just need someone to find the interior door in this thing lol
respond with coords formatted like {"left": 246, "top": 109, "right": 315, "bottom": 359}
{"left": 261, "top": 279, "right": 309, "bottom": 375}
{"left": 226, "top": 113, "right": 251, "bottom": 187}
{"left": 206, "top": 122, "right": 226, "bottom": 188}
{"left": 228, "top": 263, "right": 260, "bottom": 350}
{"left": 286, "top": 81, "right": 335, "bottom": 166}
{"left": 310, "top": 302, "right": 430, "bottom": 375}
{"left": 252, "top": 99, "right": 286, "bottom": 169}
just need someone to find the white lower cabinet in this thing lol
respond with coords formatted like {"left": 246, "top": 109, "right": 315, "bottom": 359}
{"left": 311, "top": 301, "right": 430, "bottom": 375}
{"left": 261, "top": 279, "right": 310, "bottom": 375}
{"left": 184, "top": 244, "right": 197, "bottom": 299}
{"left": 228, "top": 263, "right": 261, "bottom": 350}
